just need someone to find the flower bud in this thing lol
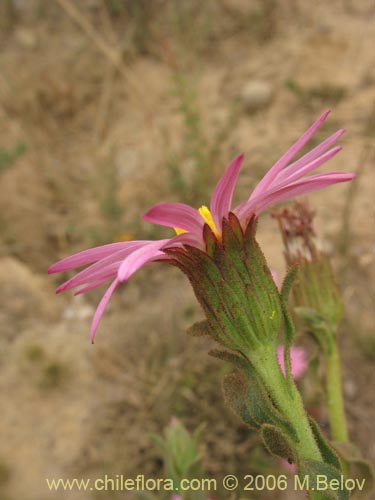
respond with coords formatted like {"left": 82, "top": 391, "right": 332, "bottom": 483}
{"left": 273, "top": 202, "right": 343, "bottom": 333}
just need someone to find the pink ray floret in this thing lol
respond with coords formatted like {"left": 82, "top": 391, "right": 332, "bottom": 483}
{"left": 48, "top": 110, "right": 355, "bottom": 341}
{"left": 277, "top": 345, "right": 308, "bottom": 380}
{"left": 209, "top": 153, "right": 244, "bottom": 228}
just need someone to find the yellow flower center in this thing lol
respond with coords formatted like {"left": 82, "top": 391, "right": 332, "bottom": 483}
{"left": 174, "top": 205, "right": 220, "bottom": 239}
{"left": 198, "top": 205, "right": 220, "bottom": 238}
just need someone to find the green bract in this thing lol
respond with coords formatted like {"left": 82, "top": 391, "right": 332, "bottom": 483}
{"left": 165, "top": 214, "right": 282, "bottom": 355}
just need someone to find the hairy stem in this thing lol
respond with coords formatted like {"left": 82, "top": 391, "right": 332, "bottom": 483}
{"left": 252, "top": 346, "right": 332, "bottom": 500}
{"left": 252, "top": 345, "right": 322, "bottom": 462}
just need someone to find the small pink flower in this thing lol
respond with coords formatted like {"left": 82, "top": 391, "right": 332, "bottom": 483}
{"left": 277, "top": 345, "right": 308, "bottom": 380}
{"left": 49, "top": 110, "right": 354, "bottom": 341}
{"left": 281, "top": 459, "right": 297, "bottom": 473}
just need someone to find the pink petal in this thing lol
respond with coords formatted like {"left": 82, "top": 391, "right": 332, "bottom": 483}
{"left": 250, "top": 110, "right": 331, "bottom": 199}
{"left": 48, "top": 241, "right": 148, "bottom": 274}
{"left": 210, "top": 154, "right": 244, "bottom": 229}
{"left": 142, "top": 203, "right": 204, "bottom": 236}
{"left": 236, "top": 172, "right": 355, "bottom": 219}
{"left": 255, "top": 172, "right": 355, "bottom": 214}
{"left": 274, "top": 129, "right": 345, "bottom": 183}
{"left": 90, "top": 278, "right": 119, "bottom": 343}
{"left": 78, "top": 254, "right": 176, "bottom": 294}
{"left": 166, "top": 231, "right": 205, "bottom": 248}
{"left": 117, "top": 239, "right": 170, "bottom": 282}
{"left": 57, "top": 262, "right": 120, "bottom": 293}
{"left": 55, "top": 241, "right": 152, "bottom": 293}
{"left": 74, "top": 279, "right": 110, "bottom": 295}
{"left": 264, "top": 146, "right": 342, "bottom": 193}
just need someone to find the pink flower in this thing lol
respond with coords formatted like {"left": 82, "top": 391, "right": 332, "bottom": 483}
{"left": 49, "top": 110, "right": 354, "bottom": 342}
{"left": 281, "top": 459, "right": 297, "bottom": 473}
{"left": 277, "top": 345, "right": 308, "bottom": 380}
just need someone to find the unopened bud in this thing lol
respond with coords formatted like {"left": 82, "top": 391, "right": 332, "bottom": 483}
{"left": 273, "top": 202, "right": 343, "bottom": 332}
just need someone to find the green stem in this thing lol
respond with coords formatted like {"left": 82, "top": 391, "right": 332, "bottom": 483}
{"left": 326, "top": 342, "right": 349, "bottom": 443}
{"left": 252, "top": 345, "right": 322, "bottom": 462}
{"left": 252, "top": 346, "right": 329, "bottom": 500}
{"left": 252, "top": 346, "right": 337, "bottom": 500}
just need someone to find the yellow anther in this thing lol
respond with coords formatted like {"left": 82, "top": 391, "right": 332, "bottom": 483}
{"left": 198, "top": 206, "right": 220, "bottom": 239}
{"left": 270, "top": 310, "right": 276, "bottom": 320}
{"left": 173, "top": 206, "right": 220, "bottom": 239}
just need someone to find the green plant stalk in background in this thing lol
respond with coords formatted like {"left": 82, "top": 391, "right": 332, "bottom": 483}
{"left": 296, "top": 305, "right": 349, "bottom": 446}
{"left": 322, "top": 331, "right": 350, "bottom": 477}
{"left": 325, "top": 338, "right": 349, "bottom": 443}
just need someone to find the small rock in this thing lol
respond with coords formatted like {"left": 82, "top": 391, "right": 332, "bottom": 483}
{"left": 240, "top": 80, "right": 274, "bottom": 113}
{"left": 14, "top": 28, "right": 37, "bottom": 49}
{"left": 62, "top": 295, "right": 94, "bottom": 321}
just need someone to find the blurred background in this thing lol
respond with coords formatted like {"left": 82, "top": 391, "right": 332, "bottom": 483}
{"left": 0, "top": 1, "right": 374, "bottom": 499}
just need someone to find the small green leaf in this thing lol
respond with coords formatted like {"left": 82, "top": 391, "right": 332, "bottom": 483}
{"left": 202, "top": 223, "right": 217, "bottom": 257}
{"left": 261, "top": 423, "right": 296, "bottom": 462}
{"left": 332, "top": 441, "right": 375, "bottom": 499}
{"left": 299, "top": 459, "right": 349, "bottom": 500}
{"left": 280, "top": 268, "right": 298, "bottom": 385}
{"left": 151, "top": 418, "right": 203, "bottom": 486}
{"left": 209, "top": 349, "right": 249, "bottom": 370}
{"left": 280, "top": 266, "right": 298, "bottom": 306}
{"left": 227, "top": 212, "right": 244, "bottom": 242}
{"left": 223, "top": 371, "right": 260, "bottom": 429}
{"left": 212, "top": 350, "right": 299, "bottom": 442}
{"left": 308, "top": 416, "right": 341, "bottom": 470}
{"left": 294, "top": 306, "right": 332, "bottom": 353}
{"left": 186, "top": 320, "right": 211, "bottom": 337}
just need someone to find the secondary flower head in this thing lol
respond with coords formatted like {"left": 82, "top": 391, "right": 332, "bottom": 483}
{"left": 273, "top": 200, "right": 344, "bottom": 333}
{"left": 48, "top": 110, "right": 354, "bottom": 342}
